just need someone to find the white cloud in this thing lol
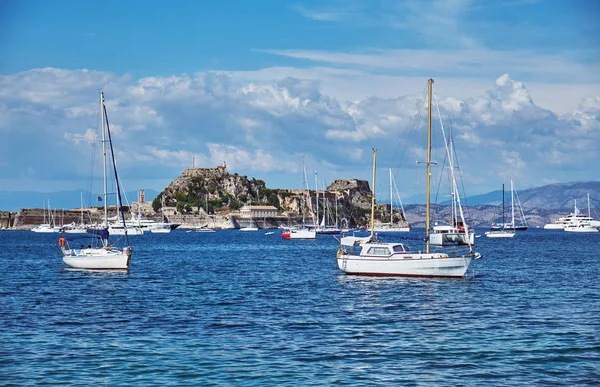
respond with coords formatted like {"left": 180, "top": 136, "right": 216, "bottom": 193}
{"left": 0, "top": 68, "right": 598, "bottom": 196}
{"left": 64, "top": 128, "right": 96, "bottom": 144}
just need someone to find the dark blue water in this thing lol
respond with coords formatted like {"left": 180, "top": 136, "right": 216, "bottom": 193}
{"left": 0, "top": 229, "right": 598, "bottom": 385}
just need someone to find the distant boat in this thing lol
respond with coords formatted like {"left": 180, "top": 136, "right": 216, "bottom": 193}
{"left": 563, "top": 194, "right": 599, "bottom": 232}
{"left": 63, "top": 193, "right": 88, "bottom": 234}
{"left": 486, "top": 183, "right": 516, "bottom": 238}
{"left": 336, "top": 79, "right": 481, "bottom": 277}
{"left": 60, "top": 92, "right": 132, "bottom": 270}
{"left": 32, "top": 199, "right": 60, "bottom": 233}
{"left": 281, "top": 156, "right": 316, "bottom": 240}
{"left": 264, "top": 231, "right": 274, "bottom": 235}
{"left": 150, "top": 223, "right": 171, "bottom": 233}
{"left": 240, "top": 227, "right": 259, "bottom": 231}
{"left": 544, "top": 194, "right": 599, "bottom": 231}
{"left": 490, "top": 180, "right": 528, "bottom": 231}
{"left": 430, "top": 123, "right": 475, "bottom": 246}
{"left": 195, "top": 225, "right": 216, "bottom": 233}
{"left": 370, "top": 169, "right": 410, "bottom": 233}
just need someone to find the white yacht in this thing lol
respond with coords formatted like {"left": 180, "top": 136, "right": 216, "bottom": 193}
{"left": 544, "top": 196, "right": 598, "bottom": 230}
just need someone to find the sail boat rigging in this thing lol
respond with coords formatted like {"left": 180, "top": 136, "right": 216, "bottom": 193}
{"left": 370, "top": 168, "right": 410, "bottom": 233}
{"left": 281, "top": 156, "right": 317, "bottom": 239}
{"left": 336, "top": 79, "right": 481, "bottom": 277}
{"left": 60, "top": 92, "right": 133, "bottom": 269}
{"left": 490, "top": 180, "right": 528, "bottom": 231}
{"left": 430, "top": 119, "right": 475, "bottom": 246}
{"left": 485, "top": 184, "right": 516, "bottom": 238}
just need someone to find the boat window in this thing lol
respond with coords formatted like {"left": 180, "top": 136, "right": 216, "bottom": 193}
{"left": 393, "top": 245, "right": 409, "bottom": 253}
{"left": 367, "top": 247, "right": 390, "bottom": 256}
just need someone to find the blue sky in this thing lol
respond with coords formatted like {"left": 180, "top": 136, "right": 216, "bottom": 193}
{"left": 1, "top": 0, "right": 599, "bottom": 204}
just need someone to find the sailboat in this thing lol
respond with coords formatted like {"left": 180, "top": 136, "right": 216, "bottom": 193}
{"left": 150, "top": 195, "right": 171, "bottom": 233}
{"left": 336, "top": 79, "right": 481, "bottom": 277}
{"left": 370, "top": 169, "right": 410, "bottom": 233}
{"left": 31, "top": 200, "right": 60, "bottom": 233}
{"left": 314, "top": 175, "right": 342, "bottom": 235}
{"left": 430, "top": 122, "right": 474, "bottom": 246}
{"left": 281, "top": 156, "right": 316, "bottom": 239}
{"left": 63, "top": 193, "right": 88, "bottom": 234}
{"left": 195, "top": 194, "right": 216, "bottom": 232}
{"left": 490, "top": 180, "right": 527, "bottom": 231}
{"left": 485, "top": 184, "right": 516, "bottom": 238}
{"left": 60, "top": 92, "right": 133, "bottom": 270}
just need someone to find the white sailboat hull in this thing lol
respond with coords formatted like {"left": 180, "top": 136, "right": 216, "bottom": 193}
{"left": 281, "top": 228, "right": 316, "bottom": 239}
{"left": 109, "top": 227, "right": 144, "bottom": 235}
{"left": 485, "top": 231, "right": 516, "bottom": 238}
{"left": 337, "top": 253, "right": 475, "bottom": 277}
{"left": 32, "top": 225, "right": 59, "bottom": 233}
{"left": 150, "top": 227, "right": 171, "bottom": 233}
{"left": 62, "top": 248, "right": 131, "bottom": 270}
{"left": 372, "top": 227, "right": 411, "bottom": 233}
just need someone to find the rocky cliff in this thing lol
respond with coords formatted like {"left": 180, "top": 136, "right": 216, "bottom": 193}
{"left": 155, "top": 165, "right": 376, "bottom": 227}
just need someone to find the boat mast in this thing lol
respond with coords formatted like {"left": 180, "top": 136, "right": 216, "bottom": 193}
{"left": 335, "top": 192, "right": 339, "bottom": 228}
{"left": 425, "top": 78, "right": 433, "bottom": 253}
{"left": 449, "top": 121, "right": 457, "bottom": 226}
{"left": 502, "top": 183, "right": 505, "bottom": 230}
{"left": 100, "top": 92, "right": 108, "bottom": 228}
{"left": 314, "top": 171, "right": 319, "bottom": 228}
{"left": 511, "top": 179, "right": 515, "bottom": 227}
{"left": 389, "top": 168, "right": 393, "bottom": 226}
{"left": 588, "top": 193, "right": 591, "bottom": 218}
{"left": 370, "top": 148, "right": 377, "bottom": 239}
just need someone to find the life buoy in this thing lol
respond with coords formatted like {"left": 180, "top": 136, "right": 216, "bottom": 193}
{"left": 58, "top": 237, "right": 65, "bottom": 247}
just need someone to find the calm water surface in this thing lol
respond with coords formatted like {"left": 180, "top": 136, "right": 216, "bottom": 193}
{"left": 0, "top": 229, "right": 598, "bottom": 385}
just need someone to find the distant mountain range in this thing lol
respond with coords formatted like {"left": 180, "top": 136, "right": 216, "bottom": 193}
{"left": 403, "top": 181, "right": 600, "bottom": 209}
{"left": 0, "top": 189, "right": 159, "bottom": 212}
{"left": 1, "top": 181, "right": 599, "bottom": 212}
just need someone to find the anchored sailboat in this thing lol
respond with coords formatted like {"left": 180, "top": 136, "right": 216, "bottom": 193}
{"left": 430, "top": 120, "right": 475, "bottom": 246}
{"left": 336, "top": 79, "right": 481, "bottom": 277}
{"left": 60, "top": 92, "right": 133, "bottom": 270}
{"left": 281, "top": 156, "right": 316, "bottom": 239}
{"left": 485, "top": 184, "right": 516, "bottom": 238}
{"left": 490, "top": 180, "right": 528, "bottom": 231}
{"left": 369, "top": 169, "right": 410, "bottom": 233}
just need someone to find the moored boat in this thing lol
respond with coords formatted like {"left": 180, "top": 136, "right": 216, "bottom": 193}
{"left": 59, "top": 92, "right": 132, "bottom": 270}
{"left": 336, "top": 79, "right": 480, "bottom": 277}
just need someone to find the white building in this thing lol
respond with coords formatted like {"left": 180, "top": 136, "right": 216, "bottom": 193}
{"left": 240, "top": 205, "right": 279, "bottom": 218}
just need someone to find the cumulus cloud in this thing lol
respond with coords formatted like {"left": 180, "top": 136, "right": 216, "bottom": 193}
{"left": 0, "top": 68, "right": 598, "bottom": 195}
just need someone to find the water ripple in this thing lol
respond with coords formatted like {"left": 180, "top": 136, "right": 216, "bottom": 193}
{"left": 0, "top": 229, "right": 598, "bottom": 385}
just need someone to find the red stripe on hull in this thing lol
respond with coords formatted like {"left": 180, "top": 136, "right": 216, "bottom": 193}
{"left": 342, "top": 272, "right": 463, "bottom": 278}
{"left": 281, "top": 233, "right": 291, "bottom": 239}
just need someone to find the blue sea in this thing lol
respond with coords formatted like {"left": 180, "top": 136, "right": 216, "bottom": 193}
{"left": 0, "top": 229, "right": 598, "bottom": 386}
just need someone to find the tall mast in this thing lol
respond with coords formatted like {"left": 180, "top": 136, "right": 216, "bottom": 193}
{"left": 314, "top": 171, "right": 319, "bottom": 228}
{"left": 588, "top": 193, "right": 591, "bottom": 217}
{"left": 511, "top": 179, "right": 515, "bottom": 227}
{"left": 502, "top": 183, "right": 505, "bottom": 229}
{"left": 449, "top": 120, "right": 457, "bottom": 225}
{"left": 389, "top": 168, "right": 393, "bottom": 225}
{"left": 100, "top": 92, "right": 108, "bottom": 227}
{"left": 425, "top": 78, "right": 433, "bottom": 253}
{"left": 335, "top": 191, "right": 339, "bottom": 228}
{"left": 370, "top": 148, "right": 377, "bottom": 239}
